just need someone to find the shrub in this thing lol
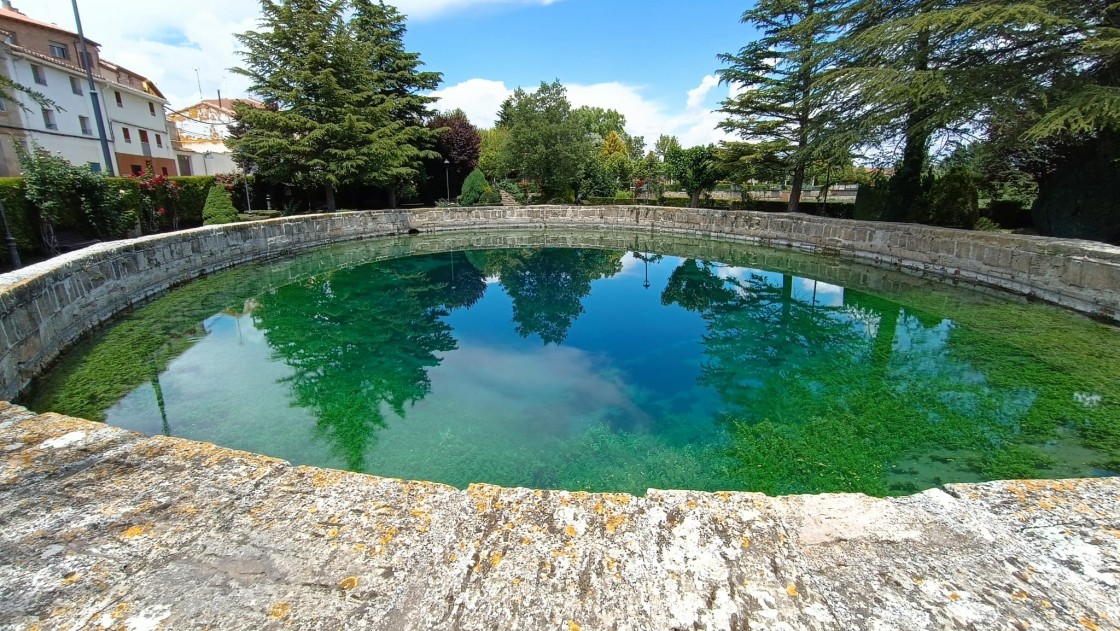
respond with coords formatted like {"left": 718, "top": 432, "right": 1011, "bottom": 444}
{"left": 17, "top": 144, "right": 134, "bottom": 244}
{"left": 202, "top": 185, "right": 239, "bottom": 225}
{"left": 0, "top": 178, "right": 38, "bottom": 258}
{"left": 974, "top": 217, "right": 1002, "bottom": 232}
{"left": 928, "top": 168, "right": 979, "bottom": 229}
{"left": 478, "top": 189, "right": 503, "bottom": 206}
{"left": 496, "top": 180, "right": 526, "bottom": 204}
{"left": 460, "top": 168, "right": 488, "bottom": 206}
{"left": 614, "top": 189, "right": 635, "bottom": 203}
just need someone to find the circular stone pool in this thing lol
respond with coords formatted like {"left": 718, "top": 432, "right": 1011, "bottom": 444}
{"left": 23, "top": 230, "right": 1120, "bottom": 496}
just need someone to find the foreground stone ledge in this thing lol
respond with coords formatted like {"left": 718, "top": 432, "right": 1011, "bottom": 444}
{"left": 1, "top": 402, "right": 1117, "bottom": 630}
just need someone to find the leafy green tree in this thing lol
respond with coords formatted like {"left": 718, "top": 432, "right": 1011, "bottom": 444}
{"left": 666, "top": 145, "right": 723, "bottom": 207}
{"left": 203, "top": 185, "right": 239, "bottom": 225}
{"left": 230, "top": 0, "right": 440, "bottom": 211}
{"left": 460, "top": 167, "right": 489, "bottom": 206}
{"left": 497, "top": 81, "right": 590, "bottom": 198}
{"left": 654, "top": 135, "right": 682, "bottom": 161}
{"left": 718, "top": 0, "right": 849, "bottom": 212}
{"left": 477, "top": 127, "right": 510, "bottom": 182}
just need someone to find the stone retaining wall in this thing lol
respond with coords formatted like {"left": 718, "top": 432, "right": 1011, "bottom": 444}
{"left": 2, "top": 205, "right": 1119, "bottom": 401}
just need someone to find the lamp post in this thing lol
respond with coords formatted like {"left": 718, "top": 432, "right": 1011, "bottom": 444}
{"left": 0, "top": 197, "right": 21, "bottom": 270}
{"left": 443, "top": 159, "right": 451, "bottom": 202}
{"left": 71, "top": 0, "right": 115, "bottom": 176}
{"left": 202, "top": 151, "right": 212, "bottom": 176}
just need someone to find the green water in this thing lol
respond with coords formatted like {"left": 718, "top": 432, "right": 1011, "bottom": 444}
{"left": 24, "top": 232, "right": 1120, "bottom": 496}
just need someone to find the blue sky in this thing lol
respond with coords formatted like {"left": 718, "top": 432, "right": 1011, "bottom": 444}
{"left": 31, "top": 0, "right": 758, "bottom": 147}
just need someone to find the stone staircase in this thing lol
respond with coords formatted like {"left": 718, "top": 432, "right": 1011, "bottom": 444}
{"left": 499, "top": 190, "right": 520, "bottom": 207}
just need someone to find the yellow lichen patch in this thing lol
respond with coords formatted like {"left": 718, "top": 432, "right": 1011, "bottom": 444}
{"left": 605, "top": 515, "right": 626, "bottom": 534}
{"left": 1079, "top": 617, "right": 1101, "bottom": 631}
{"left": 912, "top": 577, "right": 925, "bottom": 585}
{"left": 520, "top": 537, "right": 532, "bottom": 545}
{"left": 338, "top": 576, "right": 359, "bottom": 591}
{"left": 112, "top": 603, "right": 129, "bottom": 619}
{"left": 686, "top": 500, "right": 698, "bottom": 509}
{"left": 354, "top": 543, "right": 367, "bottom": 552}
{"left": 1040, "top": 600, "right": 1053, "bottom": 609}
{"left": 1012, "top": 590, "right": 1030, "bottom": 600}
{"left": 119, "top": 524, "right": 150, "bottom": 539}
{"left": 948, "top": 592, "right": 961, "bottom": 601}
{"left": 565, "top": 525, "right": 577, "bottom": 537}
{"left": 606, "top": 558, "right": 618, "bottom": 572}
{"left": 513, "top": 577, "right": 521, "bottom": 586}
{"left": 567, "top": 621, "right": 581, "bottom": 631}
{"left": 370, "top": 526, "right": 399, "bottom": 556}
{"left": 61, "top": 572, "right": 80, "bottom": 585}
{"left": 268, "top": 602, "right": 291, "bottom": 620}
{"left": 490, "top": 552, "right": 503, "bottom": 568}
{"left": 786, "top": 583, "right": 799, "bottom": 598}
{"left": 311, "top": 470, "right": 345, "bottom": 489}
{"left": 604, "top": 493, "right": 631, "bottom": 506}
{"left": 740, "top": 537, "right": 751, "bottom": 549}
{"left": 325, "top": 527, "right": 339, "bottom": 539}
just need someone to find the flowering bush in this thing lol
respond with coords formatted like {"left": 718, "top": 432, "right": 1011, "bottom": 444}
{"left": 127, "top": 168, "right": 182, "bottom": 232}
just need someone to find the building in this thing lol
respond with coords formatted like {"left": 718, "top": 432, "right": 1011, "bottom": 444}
{"left": 168, "top": 98, "right": 261, "bottom": 176}
{"left": 0, "top": 1, "right": 177, "bottom": 177}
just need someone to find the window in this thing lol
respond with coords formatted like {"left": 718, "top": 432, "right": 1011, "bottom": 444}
{"left": 130, "top": 164, "right": 143, "bottom": 176}
{"left": 49, "top": 43, "right": 69, "bottom": 59}
{"left": 122, "top": 127, "right": 131, "bottom": 143}
{"left": 70, "top": 76, "right": 83, "bottom": 95}
{"left": 139, "top": 130, "right": 149, "bottom": 144}
{"left": 88, "top": 162, "right": 102, "bottom": 173}
{"left": 177, "top": 155, "right": 193, "bottom": 176}
{"left": 148, "top": 102, "right": 156, "bottom": 116}
{"left": 42, "top": 108, "right": 57, "bottom": 130}
{"left": 161, "top": 167, "right": 168, "bottom": 176}
{"left": 79, "top": 116, "right": 92, "bottom": 135}
{"left": 31, "top": 65, "right": 46, "bottom": 86}
{"left": 114, "top": 91, "right": 123, "bottom": 107}
{"left": 155, "top": 134, "right": 162, "bottom": 148}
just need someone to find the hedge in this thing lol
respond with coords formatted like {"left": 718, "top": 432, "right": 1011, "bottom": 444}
{"left": 581, "top": 195, "right": 855, "bottom": 218}
{"left": 0, "top": 178, "right": 39, "bottom": 257}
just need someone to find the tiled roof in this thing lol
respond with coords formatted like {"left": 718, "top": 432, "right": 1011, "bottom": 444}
{"left": 0, "top": 7, "right": 101, "bottom": 46}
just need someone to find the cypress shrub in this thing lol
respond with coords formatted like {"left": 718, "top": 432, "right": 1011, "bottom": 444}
{"left": 202, "top": 185, "right": 239, "bottom": 225}
{"left": 460, "top": 168, "right": 488, "bottom": 206}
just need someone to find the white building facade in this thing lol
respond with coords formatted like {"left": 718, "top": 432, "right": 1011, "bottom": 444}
{"left": 0, "top": 3, "right": 177, "bottom": 177}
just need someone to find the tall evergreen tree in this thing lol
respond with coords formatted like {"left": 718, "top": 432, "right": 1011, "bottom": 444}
{"left": 718, "top": 0, "right": 848, "bottom": 212}
{"left": 229, "top": 0, "right": 441, "bottom": 211}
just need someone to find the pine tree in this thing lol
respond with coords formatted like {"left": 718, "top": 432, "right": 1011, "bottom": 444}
{"left": 229, "top": 0, "right": 441, "bottom": 211}
{"left": 718, "top": 0, "right": 848, "bottom": 212}
{"left": 349, "top": 0, "right": 443, "bottom": 207}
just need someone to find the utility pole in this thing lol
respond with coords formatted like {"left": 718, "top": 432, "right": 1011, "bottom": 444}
{"left": 71, "top": 0, "right": 115, "bottom": 176}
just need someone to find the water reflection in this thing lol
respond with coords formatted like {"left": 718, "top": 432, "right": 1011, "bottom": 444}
{"left": 32, "top": 243, "right": 1119, "bottom": 496}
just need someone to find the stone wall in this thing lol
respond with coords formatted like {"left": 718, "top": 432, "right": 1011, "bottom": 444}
{"left": 2, "top": 205, "right": 1119, "bottom": 401}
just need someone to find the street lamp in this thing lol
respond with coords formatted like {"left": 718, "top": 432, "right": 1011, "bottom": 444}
{"left": 443, "top": 159, "right": 451, "bottom": 202}
{"left": 202, "top": 151, "right": 212, "bottom": 176}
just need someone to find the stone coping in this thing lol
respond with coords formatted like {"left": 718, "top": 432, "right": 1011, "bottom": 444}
{"left": 1, "top": 402, "right": 1118, "bottom": 629}
{"left": 1, "top": 205, "right": 1118, "bottom": 402}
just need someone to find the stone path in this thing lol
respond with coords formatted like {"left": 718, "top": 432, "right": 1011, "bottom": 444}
{"left": 1, "top": 401, "right": 1118, "bottom": 630}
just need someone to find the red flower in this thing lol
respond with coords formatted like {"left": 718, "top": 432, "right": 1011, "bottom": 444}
{"left": 158, "top": 207, "right": 167, "bottom": 216}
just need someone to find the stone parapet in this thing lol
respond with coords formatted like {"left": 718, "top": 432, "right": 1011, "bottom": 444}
{"left": 1, "top": 402, "right": 1117, "bottom": 630}
{"left": 1, "top": 206, "right": 1118, "bottom": 401}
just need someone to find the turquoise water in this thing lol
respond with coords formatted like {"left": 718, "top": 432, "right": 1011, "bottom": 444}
{"left": 26, "top": 235, "right": 1120, "bottom": 496}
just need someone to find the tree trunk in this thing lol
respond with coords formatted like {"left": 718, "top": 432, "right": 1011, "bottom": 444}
{"left": 787, "top": 165, "right": 805, "bottom": 213}
{"left": 689, "top": 190, "right": 700, "bottom": 208}
{"left": 324, "top": 184, "right": 337, "bottom": 212}
{"left": 387, "top": 188, "right": 398, "bottom": 210}
{"left": 890, "top": 27, "right": 932, "bottom": 223}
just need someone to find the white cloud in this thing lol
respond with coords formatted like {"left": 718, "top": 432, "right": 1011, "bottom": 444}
{"left": 686, "top": 75, "right": 720, "bottom": 111}
{"left": 33, "top": 0, "right": 260, "bottom": 108}
{"left": 433, "top": 75, "right": 733, "bottom": 148}
{"left": 429, "top": 79, "right": 513, "bottom": 128}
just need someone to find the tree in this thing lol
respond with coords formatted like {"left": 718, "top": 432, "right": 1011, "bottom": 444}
{"left": 497, "top": 81, "right": 590, "bottom": 198}
{"left": 430, "top": 109, "right": 481, "bottom": 183}
{"left": 229, "top": 0, "right": 441, "bottom": 211}
{"left": 203, "top": 185, "right": 239, "bottom": 225}
{"left": 477, "top": 127, "right": 510, "bottom": 183}
{"left": 460, "top": 167, "right": 489, "bottom": 206}
{"left": 667, "top": 145, "right": 723, "bottom": 207}
{"left": 349, "top": 0, "right": 443, "bottom": 207}
{"left": 654, "top": 135, "right": 682, "bottom": 161}
{"left": 718, "top": 0, "right": 848, "bottom": 213}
